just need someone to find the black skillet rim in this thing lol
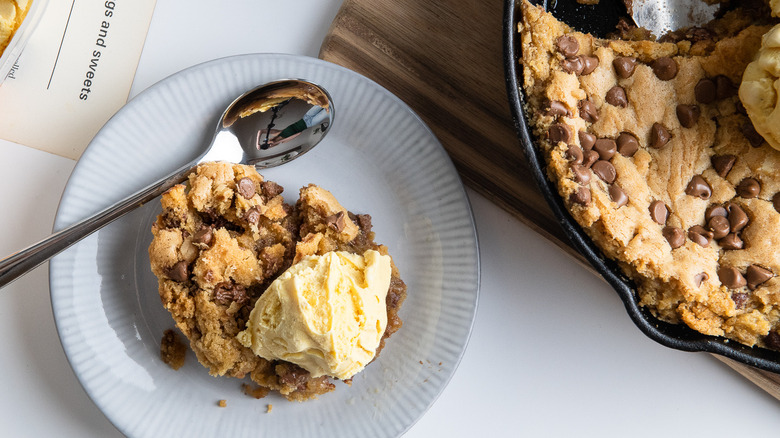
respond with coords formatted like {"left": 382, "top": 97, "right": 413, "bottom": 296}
{"left": 502, "top": 0, "right": 780, "bottom": 373}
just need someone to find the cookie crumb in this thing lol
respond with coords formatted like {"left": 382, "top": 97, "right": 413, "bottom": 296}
{"left": 160, "top": 329, "right": 186, "bottom": 370}
{"left": 218, "top": 399, "right": 227, "bottom": 408}
{"left": 242, "top": 383, "right": 270, "bottom": 399}
{"left": 266, "top": 404, "right": 273, "bottom": 413}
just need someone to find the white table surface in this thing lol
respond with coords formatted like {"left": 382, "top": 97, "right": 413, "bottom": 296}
{"left": 3, "top": 1, "right": 780, "bottom": 437}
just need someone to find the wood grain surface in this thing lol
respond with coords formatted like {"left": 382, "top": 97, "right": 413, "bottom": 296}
{"left": 318, "top": 0, "right": 780, "bottom": 398}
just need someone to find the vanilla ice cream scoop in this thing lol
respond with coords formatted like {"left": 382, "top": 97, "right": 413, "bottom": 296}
{"left": 739, "top": 23, "right": 780, "bottom": 151}
{"left": 237, "top": 250, "right": 391, "bottom": 380}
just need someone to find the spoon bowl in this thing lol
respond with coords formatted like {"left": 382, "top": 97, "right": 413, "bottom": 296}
{"left": 0, "top": 79, "right": 334, "bottom": 288}
{"left": 529, "top": 0, "right": 718, "bottom": 38}
{"left": 629, "top": 0, "right": 719, "bottom": 38}
{"left": 202, "top": 79, "right": 333, "bottom": 167}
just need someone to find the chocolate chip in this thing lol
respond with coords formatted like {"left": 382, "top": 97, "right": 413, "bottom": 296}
{"left": 686, "top": 26, "right": 714, "bottom": 42}
{"left": 244, "top": 206, "right": 261, "bottom": 225}
{"left": 578, "top": 130, "right": 596, "bottom": 150}
{"left": 746, "top": 265, "right": 773, "bottom": 290}
{"left": 688, "top": 225, "right": 713, "bottom": 247}
{"left": 774, "top": 193, "right": 780, "bottom": 212}
{"left": 649, "top": 200, "right": 669, "bottom": 224}
{"left": 571, "top": 163, "right": 591, "bottom": 185}
{"left": 548, "top": 123, "right": 572, "bottom": 144}
{"left": 711, "top": 154, "right": 736, "bottom": 178}
{"left": 237, "top": 177, "right": 256, "bottom": 199}
{"left": 736, "top": 178, "right": 760, "bottom": 198}
{"left": 556, "top": 35, "right": 579, "bottom": 57}
{"left": 705, "top": 205, "right": 727, "bottom": 221}
{"left": 578, "top": 99, "right": 599, "bottom": 123}
{"left": 561, "top": 57, "right": 584, "bottom": 75}
{"left": 325, "top": 211, "right": 346, "bottom": 232}
{"left": 714, "top": 75, "right": 737, "bottom": 99}
{"left": 609, "top": 185, "right": 628, "bottom": 207}
{"left": 543, "top": 99, "right": 569, "bottom": 117}
{"left": 707, "top": 215, "right": 730, "bottom": 240}
{"left": 593, "top": 138, "right": 617, "bottom": 160}
{"left": 676, "top": 104, "right": 700, "bottom": 128}
{"left": 356, "top": 214, "right": 373, "bottom": 233}
{"left": 732, "top": 292, "right": 748, "bottom": 309}
{"left": 616, "top": 132, "right": 639, "bottom": 157}
{"left": 581, "top": 56, "right": 600, "bottom": 75}
{"left": 694, "top": 78, "right": 717, "bottom": 104}
{"left": 592, "top": 160, "right": 617, "bottom": 183}
{"left": 694, "top": 272, "right": 709, "bottom": 287}
{"left": 260, "top": 180, "right": 284, "bottom": 198}
{"left": 717, "top": 266, "right": 746, "bottom": 289}
{"left": 613, "top": 57, "right": 638, "bottom": 78}
{"left": 662, "top": 226, "right": 685, "bottom": 249}
{"left": 193, "top": 226, "right": 214, "bottom": 246}
{"left": 214, "top": 282, "right": 249, "bottom": 305}
{"left": 684, "top": 175, "right": 711, "bottom": 199}
{"left": 720, "top": 233, "right": 744, "bottom": 250}
{"left": 166, "top": 261, "right": 189, "bottom": 283}
{"left": 652, "top": 57, "right": 678, "bottom": 80}
{"left": 726, "top": 203, "right": 749, "bottom": 232}
{"left": 566, "top": 144, "right": 584, "bottom": 164}
{"left": 649, "top": 123, "right": 671, "bottom": 149}
{"left": 277, "top": 363, "right": 311, "bottom": 388}
{"left": 606, "top": 86, "right": 628, "bottom": 107}
{"left": 570, "top": 187, "right": 591, "bottom": 205}
{"left": 583, "top": 150, "right": 599, "bottom": 168}
{"left": 741, "top": 121, "right": 764, "bottom": 147}
{"left": 766, "top": 331, "right": 780, "bottom": 350}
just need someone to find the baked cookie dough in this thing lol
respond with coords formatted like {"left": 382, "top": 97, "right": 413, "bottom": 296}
{"left": 519, "top": 0, "right": 780, "bottom": 349}
{"left": 148, "top": 162, "right": 407, "bottom": 401}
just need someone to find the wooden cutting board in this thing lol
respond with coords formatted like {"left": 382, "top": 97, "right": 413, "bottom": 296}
{"left": 318, "top": 0, "right": 780, "bottom": 398}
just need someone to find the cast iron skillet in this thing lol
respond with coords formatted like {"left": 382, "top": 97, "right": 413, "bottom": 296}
{"left": 503, "top": 0, "right": 780, "bottom": 373}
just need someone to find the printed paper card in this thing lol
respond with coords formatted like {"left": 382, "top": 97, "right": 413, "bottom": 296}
{"left": 0, "top": 0, "right": 157, "bottom": 159}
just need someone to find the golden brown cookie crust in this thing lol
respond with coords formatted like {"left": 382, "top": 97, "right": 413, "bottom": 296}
{"left": 519, "top": 0, "right": 780, "bottom": 348}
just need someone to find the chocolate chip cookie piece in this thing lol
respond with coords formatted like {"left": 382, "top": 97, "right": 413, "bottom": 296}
{"left": 149, "top": 162, "right": 407, "bottom": 401}
{"left": 149, "top": 162, "right": 301, "bottom": 393}
{"left": 519, "top": 0, "right": 780, "bottom": 350}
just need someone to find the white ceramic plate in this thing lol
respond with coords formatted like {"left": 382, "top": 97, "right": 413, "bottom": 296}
{"left": 50, "top": 54, "right": 480, "bottom": 437}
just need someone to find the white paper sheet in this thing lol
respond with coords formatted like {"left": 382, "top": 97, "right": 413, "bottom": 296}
{"left": 0, "top": 0, "right": 156, "bottom": 160}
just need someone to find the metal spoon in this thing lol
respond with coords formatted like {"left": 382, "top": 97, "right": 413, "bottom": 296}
{"left": 536, "top": 0, "right": 718, "bottom": 39}
{"left": 628, "top": 0, "right": 719, "bottom": 37}
{"left": 0, "top": 79, "right": 334, "bottom": 288}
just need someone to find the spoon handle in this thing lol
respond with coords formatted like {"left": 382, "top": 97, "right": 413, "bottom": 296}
{"left": 0, "top": 164, "right": 195, "bottom": 288}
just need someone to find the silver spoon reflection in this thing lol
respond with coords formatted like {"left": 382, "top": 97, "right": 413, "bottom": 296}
{"left": 0, "top": 79, "right": 334, "bottom": 288}
{"left": 629, "top": 0, "right": 719, "bottom": 37}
